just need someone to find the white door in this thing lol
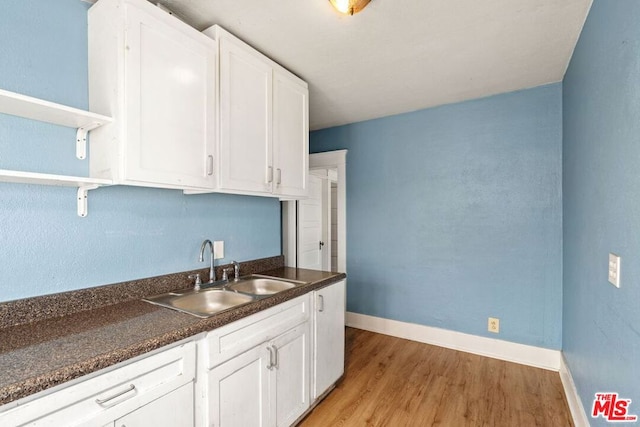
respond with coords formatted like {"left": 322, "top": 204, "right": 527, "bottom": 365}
{"left": 297, "top": 174, "right": 324, "bottom": 270}
{"left": 124, "top": 5, "right": 216, "bottom": 188}
{"left": 313, "top": 280, "right": 346, "bottom": 399}
{"left": 208, "top": 344, "right": 270, "bottom": 427}
{"left": 273, "top": 70, "right": 308, "bottom": 198}
{"left": 270, "top": 323, "right": 310, "bottom": 427}
{"left": 113, "top": 383, "right": 194, "bottom": 427}
{"left": 218, "top": 34, "right": 273, "bottom": 194}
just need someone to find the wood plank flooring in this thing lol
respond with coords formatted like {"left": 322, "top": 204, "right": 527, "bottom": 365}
{"left": 300, "top": 328, "right": 573, "bottom": 427}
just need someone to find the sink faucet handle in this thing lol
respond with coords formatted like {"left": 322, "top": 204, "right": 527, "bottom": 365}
{"left": 222, "top": 268, "right": 233, "bottom": 281}
{"left": 188, "top": 273, "right": 202, "bottom": 291}
{"left": 232, "top": 261, "right": 240, "bottom": 281}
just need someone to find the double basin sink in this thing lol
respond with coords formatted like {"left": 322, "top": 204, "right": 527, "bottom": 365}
{"left": 143, "top": 275, "right": 306, "bottom": 318}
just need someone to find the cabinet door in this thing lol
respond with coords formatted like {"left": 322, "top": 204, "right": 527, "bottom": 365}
{"left": 270, "top": 322, "right": 311, "bottom": 427}
{"left": 124, "top": 5, "right": 216, "bottom": 189}
{"left": 208, "top": 344, "right": 270, "bottom": 427}
{"left": 219, "top": 34, "right": 273, "bottom": 194}
{"left": 273, "top": 71, "right": 309, "bottom": 198}
{"left": 313, "top": 280, "right": 346, "bottom": 399}
{"left": 113, "top": 383, "right": 194, "bottom": 427}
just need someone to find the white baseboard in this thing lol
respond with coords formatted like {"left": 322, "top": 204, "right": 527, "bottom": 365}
{"left": 346, "top": 312, "right": 561, "bottom": 371}
{"left": 559, "top": 354, "right": 590, "bottom": 427}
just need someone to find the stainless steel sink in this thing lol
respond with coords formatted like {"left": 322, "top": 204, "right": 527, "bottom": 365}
{"left": 143, "top": 288, "right": 254, "bottom": 318}
{"left": 228, "top": 277, "right": 298, "bottom": 295}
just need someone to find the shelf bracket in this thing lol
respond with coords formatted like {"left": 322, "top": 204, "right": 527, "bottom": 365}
{"left": 77, "top": 185, "right": 100, "bottom": 217}
{"left": 76, "top": 122, "right": 103, "bottom": 160}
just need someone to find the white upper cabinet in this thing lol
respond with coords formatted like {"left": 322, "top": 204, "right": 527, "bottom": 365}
{"left": 88, "top": 0, "right": 217, "bottom": 190}
{"left": 273, "top": 71, "right": 309, "bottom": 198}
{"left": 218, "top": 34, "right": 273, "bottom": 194}
{"left": 205, "top": 25, "right": 308, "bottom": 199}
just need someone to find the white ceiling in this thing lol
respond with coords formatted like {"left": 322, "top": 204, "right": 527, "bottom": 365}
{"left": 156, "top": 0, "right": 592, "bottom": 130}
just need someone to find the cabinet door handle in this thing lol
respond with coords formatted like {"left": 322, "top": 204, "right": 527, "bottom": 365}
{"left": 267, "top": 166, "right": 274, "bottom": 183}
{"left": 95, "top": 384, "right": 136, "bottom": 406}
{"left": 318, "top": 294, "right": 324, "bottom": 312}
{"left": 276, "top": 168, "right": 282, "bottom": 185}
{"left": 272, "top": 345, "right": 279, "bottom": 370}
{"left": 207, "top": 155, "right": 214, "bottom": 176}
{"left": 267, "top": 345, "right": 275, "bottom": 370}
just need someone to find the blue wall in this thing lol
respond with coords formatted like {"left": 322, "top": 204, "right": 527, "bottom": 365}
{"left": 0, "top": 0, "right": 281, "bottom": 302}
{"left": 311, "top": 84, "right": 563, "bottom": 349}
{"left": 563, "top": 0, "right": 640, "bottom": 422}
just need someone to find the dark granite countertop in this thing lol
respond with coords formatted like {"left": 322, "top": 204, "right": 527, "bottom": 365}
{"left": 0, "top": 258, "right": 345, "bottom": 406}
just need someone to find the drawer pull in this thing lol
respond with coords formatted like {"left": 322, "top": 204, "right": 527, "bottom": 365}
{"left": 267, "top": 346, "right": 275, "bottom": 370}
{"left": 272, "top": 345, "right": 279, "bottom": 370}
{"left": 95, "top": 384, "right": 136, "bottom": 406}
{"left": 318, "top": 294, "right": 324, "bottom": 312}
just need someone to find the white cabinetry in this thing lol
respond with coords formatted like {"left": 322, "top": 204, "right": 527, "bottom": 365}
{"left": 88, "top": 0, "right": 217, "bottom": 190}
{"left": 208, "top": 342, "right": 271, "bottom": 426}
{"left": 202, "top": 25, "right": 308, "bottom": 199}
{"left": 112, "top": 382, "right": 193, "bottom": 427}
{"left": 0, "top": 342, "right": 196, "bottom": 426}
{"left": 272, "top": 71, "right": 309, "bottom": 198}
{"left": 312, "top": 280, "right": 346, "bottom": 400}
{"left": 200, "top": 294, "right": 311, "bottom": 427}
{"left": 272, "top": 323, "right": 310, "bottom": 426}
{"left": 217, "top": 32, "right": 272, "bottom": 194}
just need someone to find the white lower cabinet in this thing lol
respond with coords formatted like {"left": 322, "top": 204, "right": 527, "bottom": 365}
{"left": 113, "top": 382, "right": 194, "bottom": 427}
{"left": 272, "top": 323, "right": 310, "bottom": 426}
{"left": 0, "top": 341, "right": 196, "bottom": 427}
{"left": 207, "top": 322, "right": 310, "bottom": 427}
{"left": 312, "top": 280, "right": 346, "bottom": 400}
{"left": 200, "top": 283, "right": 346, "bottom": 427}
{"left": 208, "top": 343, "right": 271, "bottom": 426}
{"left": 199, "top": 294, "right": 312, "bottom": 427}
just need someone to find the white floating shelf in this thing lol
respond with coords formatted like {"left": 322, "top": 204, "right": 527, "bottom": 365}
{"left": 0, "top": 170, "right": 113, "bottom": 217}
{"left": 0, "top": 88, "right": 112, "bottom": 159}
{"left": 0, "top": 88, "right": 111, "bottom": 130}
{"left": 0, "top": 169, "right": 111, "bottom": 187}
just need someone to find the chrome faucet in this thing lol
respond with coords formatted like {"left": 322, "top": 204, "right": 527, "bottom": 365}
{"left": 232, "top": 261, "right": 240, "bottom": 281}
{"left": 199, "top": 239, "right": 215, "bottom": 283}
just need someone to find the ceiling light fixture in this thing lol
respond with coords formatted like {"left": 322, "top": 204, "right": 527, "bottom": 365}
{"left": 329, "top": 0, "right": 371, "bottom": 15}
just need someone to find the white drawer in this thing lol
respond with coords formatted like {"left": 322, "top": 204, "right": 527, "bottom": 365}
{"left": 205, "top": 294, "right": 310, "bottom": 369}
{"left": 0, "top": 341, "right": 196, "bottom": 426}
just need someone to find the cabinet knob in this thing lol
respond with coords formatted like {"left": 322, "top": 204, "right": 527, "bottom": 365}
{"left": 276, "top": 168, "right": 282, "bottom": 185}
{"left": 318, "top": 294, "right": 325, "bottom": 312}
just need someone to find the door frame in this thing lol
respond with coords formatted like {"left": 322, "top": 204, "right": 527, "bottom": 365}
{"left": 282, "top": 149, "right": 347, "bottom": 273}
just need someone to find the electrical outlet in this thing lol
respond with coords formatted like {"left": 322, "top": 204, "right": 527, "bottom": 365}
{"left": 214, "top": 241, "right": 224, "bottom": 259}
{"left": 608, "top": 253, "right": 620, "bottom": 288}
{"left": 488, "top": 317, "right": 500, "bottom": 333}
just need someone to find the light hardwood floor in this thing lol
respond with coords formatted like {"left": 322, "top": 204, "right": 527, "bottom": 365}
{"left": 300, "top": 328, "right": 573, "bottom": 427}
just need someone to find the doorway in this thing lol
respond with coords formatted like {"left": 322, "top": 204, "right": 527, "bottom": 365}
{"left": 282, "top": 150, "right": 347, "bottom": 273}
